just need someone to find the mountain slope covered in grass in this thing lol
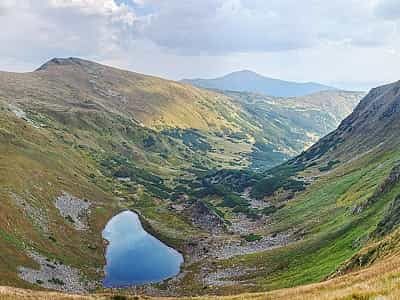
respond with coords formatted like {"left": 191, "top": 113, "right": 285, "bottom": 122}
{"left": 225, "top": 90, "right": 362, "bottom": 169}
{"left": 188, "top": 80, "right": 400, "bottom": 295}
{"left": 3, "top": 239, "right": 400, "bottom": 299}
{"left": 0, "top": 58, "right": 365, "bottom": 296}
{"left": 182, "top": 70, "right": 337, "bottom": 97}
{"left": 0, "top": 57, "right": 363, "bottom": 172}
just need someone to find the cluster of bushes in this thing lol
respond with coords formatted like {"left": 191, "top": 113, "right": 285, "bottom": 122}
{"left": 227, "top": 131, "right": 248, "bottom": 140}
{"left": 252, "top": 176, "right": 305, "bottom": 199}
{"left": 251, "top": 162, "right": 307, "bottom": 199}
{"left": 319, "top": 160, "right": 341, "bottom": 172}
{"left": 200, "top": 169, "right": 260, "bottom": 193}
{"left": 217, "top": 192, "right": 261, "bottom": 219}
{"left": 99, "top": 154, "right": 173, "bottom": 199}
{"left": 201, "top": 201, "right": 227, "bottom": 220}
{"left": 48, "top": 278, "right": 65, "bottom": 285}
{"left": 262, "top": 205, "right": 279, "bottom": 215}
{"left": 112, "top": 165, "right": 163, "bottom": 185}
{"left": 250, "top": 141, "right": 289, "bottom": 171}
{"left": 219, "top": 193, "right": 248, "bottom": 208}
{"left": 233, "top": 206, "right": 260, "bottom": 219}
{"left": 142, "top": 135, "right": 156, "bottom": 148}
{"left": 163, "top": 128, "right": 212, "bottom": 152}
{"left": 242, "top": 233, "right": 263, "bottom": 242}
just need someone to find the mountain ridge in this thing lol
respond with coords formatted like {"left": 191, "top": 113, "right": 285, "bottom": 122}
{"left": 0, "top": 57, "right": 363, "bottom": 170}
{"left": 293, "top": 80, "right": 400, "bottom": 165}
{"left": 182, "top": 70, "right": 338, "bottom": 97}
{"left": 0, "top": 57, "right": 369, "bottom": 296}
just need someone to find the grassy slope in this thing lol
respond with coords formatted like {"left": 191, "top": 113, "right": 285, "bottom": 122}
{"left": 0, "top": 58, "right": 260, "bottom": 171}
{"left": 176, "top": 82, "right": 400, "bottom": 295}
{"left": 0, "top": 107, "right": 119, "bottom": 288}
{"left": 0, "top": 58, "right": 375, "bottom": 296}
{"left": 225, "top": 90, "right": 363, "bottom": 169}
{"left": 3, "top": 250, "right": 400, "bottom": 299}
{"left": 0, "top": 58, "right": 363, "bottom": 171}
{"left": 172, "top": 146, "right": 400, "bottom": 295}
{"left": 0, "top": 92, "right": 207, "bottom": 288}
{"left": 195, "top": 82, "right": 400, "bottom": 294}
{"left": 0, "top": 59, "right": 231, "bottom": 290}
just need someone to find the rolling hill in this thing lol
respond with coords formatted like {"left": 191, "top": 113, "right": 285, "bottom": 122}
{"left": 0, "top": 58, "right": 365, "bottom": 296}
{"left": 0, "top": 58, "right": 363, "bottom": 172}
{"left": 182, "top": 70, "right": 337, "bottom": 97}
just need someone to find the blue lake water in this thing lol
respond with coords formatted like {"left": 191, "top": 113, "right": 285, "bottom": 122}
{"left": 102, "top": 210, "right": 183, "bottom": 287}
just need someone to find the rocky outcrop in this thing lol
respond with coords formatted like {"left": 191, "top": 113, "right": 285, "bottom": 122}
{"left": 184, "top": 201, "right": 226, "bottom": 234}
{"left": 18, "top": 252, "right": 95, "bottom": 293}
{"left": 55, "top": 192, "right": 91, "bottom": 231}
{"left": 374, "top": 195, "right": 400, "bottom": 237}
{"left": 353, "top": 163, "right": 400, "bottom": 214}
{"left": 202, "top": 266, "right": 256, "bottom": 287}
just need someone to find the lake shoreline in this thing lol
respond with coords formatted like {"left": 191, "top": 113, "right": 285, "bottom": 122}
{"left": 101, "top": 210, "right": 184, "bottom": 288}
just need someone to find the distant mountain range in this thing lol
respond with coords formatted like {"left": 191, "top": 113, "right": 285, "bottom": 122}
{"left": 182, "top": 70, "right": 337, "bottom": 97}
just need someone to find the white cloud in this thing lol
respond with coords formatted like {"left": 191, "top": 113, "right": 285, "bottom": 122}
{"left": 48, "top": 0, "right": 136, "bottom": 24}
{"left": 374, "top": 0, "right": 400, "bottom": 20}
{"left": 0, "top": 0, "right": 399, "bottom": 90}
{"left": 0, "top": 0, "right": 139, "bottom": 70}
{"left": 131, "top": 0, "right": 399, "bottom": 55}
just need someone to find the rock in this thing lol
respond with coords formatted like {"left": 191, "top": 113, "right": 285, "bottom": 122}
{"left": 353, "top": 163, "right": 400, "bottom": 214}
{"left": 18, "top": 251, "right": 95, "bottom": 293}
{"left": 214, "top": 232, "right": 292, "bottom": 259}
{"left": 54, "top": 192, "right": 90, "bottom": 230}
{"left": 203, "top": 266, "right": 256, "bottom": 287}
{"left": 185, "top": 201, "right": 226, "bottom": 234}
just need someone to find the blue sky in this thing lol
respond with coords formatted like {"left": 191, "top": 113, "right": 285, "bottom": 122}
{"left": 0, "top": 0, "right": 399, "bottom": 91}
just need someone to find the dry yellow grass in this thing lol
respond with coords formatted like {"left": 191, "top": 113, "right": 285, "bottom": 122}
{"left": 2, "top": 253, "right": 400, "bottom": 300}
{"left": 0, "top": 286, "right": 102, "bottom": 300}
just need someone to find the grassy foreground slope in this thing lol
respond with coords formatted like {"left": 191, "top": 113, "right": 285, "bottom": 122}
{"left": 0, "top": 93, "right": 119, "bottom": 289}
{"left": 180, "top": 80, "right": 400, "bottom": 295}
{"left": 2, "top": 249, "right": 400, "bottom": 299}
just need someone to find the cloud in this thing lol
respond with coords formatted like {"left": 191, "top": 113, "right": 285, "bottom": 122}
{"left": 135, "top": 0, "right": 314, "bottom": 54}
{"left": 0, "top": 0, "right": 17, "bottom": 15}
{"left": 120, "top": 0, "right": 398, "bottom": 55}
{"left": 374, "top": 0, "right": 400, "bottom": 20}
{"left": 1, "top": 0, "right": 397, "bottom": 59}
{"left": 0, "top": 0, "right": 399, "bottom": 90}
{"left": 0, "top": 0, "right": 139, "bottom": 69}
{"left": 48, "top": 0, "right": 136, "bottom": 24}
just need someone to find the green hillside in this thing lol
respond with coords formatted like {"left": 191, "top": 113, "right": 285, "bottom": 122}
{"left": 226, "top": 90, "right": 362, "bottom": 170}
{"left": 0, "top": 58, "right": 365, "bottom": 295}
{"left": 186, "top": 80, "right": 400, "bottom": 295}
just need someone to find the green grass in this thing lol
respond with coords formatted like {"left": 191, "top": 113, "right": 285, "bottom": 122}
{"left": 204, "top": 149, "right": 400, "bottom": 292}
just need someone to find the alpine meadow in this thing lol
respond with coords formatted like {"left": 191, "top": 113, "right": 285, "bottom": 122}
{"left": 1, "top": 1, "right": 400, "bottom": 300}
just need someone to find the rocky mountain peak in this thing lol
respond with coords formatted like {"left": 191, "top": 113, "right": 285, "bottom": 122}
{"left": 35, "top": 57, "right": 93, "bottom": 72}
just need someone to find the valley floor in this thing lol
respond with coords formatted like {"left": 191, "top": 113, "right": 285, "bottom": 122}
{"left": 2, "top": 252, "right": 400, "bottom": 300}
